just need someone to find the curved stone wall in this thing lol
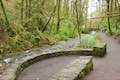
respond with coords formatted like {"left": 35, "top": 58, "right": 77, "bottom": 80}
{"left": 0, "top": 43, "right": 106, "bottom": 80}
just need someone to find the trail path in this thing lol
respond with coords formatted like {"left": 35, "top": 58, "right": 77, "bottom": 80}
{"left": 18, "top": 56, "right": 81, "bottom": 80}
{"left": 85, "top": 33, "right": 120, "bottom": 80}
{"left": 12, "top": 33, "right": 120, "bottom": 80}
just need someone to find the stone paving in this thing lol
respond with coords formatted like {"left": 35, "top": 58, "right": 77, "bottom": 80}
{"left": 18, "top": 56, "right": 93, "bottom": 80}
{"left": 50, "top": 56, "right": 93, "bottom": 80}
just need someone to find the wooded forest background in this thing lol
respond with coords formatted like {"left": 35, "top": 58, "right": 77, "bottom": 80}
{"left": 0, "top": 0, "right": 120, "bottom": 54}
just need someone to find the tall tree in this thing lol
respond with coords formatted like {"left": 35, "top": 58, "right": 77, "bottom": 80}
{"left": 42, "top": 5, "right": 57, "bottom": 32}
{"left": 0, "top": 0, "right": 9, "bottom": 28}
{"left": 56, "top": 0, "right": 61, "bottom": 32}
{"left": 21, "top": 0, "right": 24, "bottom": 25}
{"left": 106, "top": 0, "right": 113, "bottom": 35}
{"left": 0, "top": 0, "right": 15, "bottom": 36}
{"left": 75, "top": 0, "right": 81, "bottom": 38}
{"left": 28, "top": 0, "right": 32, "bottom": 18}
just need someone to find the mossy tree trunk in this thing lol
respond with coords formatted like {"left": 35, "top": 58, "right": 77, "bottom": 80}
{"left": 0, "top": 0, "right": 9, "bottom": 28}
{"left": 21, "top": 0, "right": 24, "bottom": 25}
{"left": 42, "top": 5, "right": 57, "bottom": 32}
{"left": 0, "top": 0, "right": 15, "bottom": 36}
{"left": 75, "top": 0, "right": 81, "bottom": 39}
{"left": 56, "top": 0, "right": 61, "bottom": 32}
{"left": 28, "top": 0, "right": 32, "bottom": 18}
{"left": 106, "top": 0, "right": 113, "bottom": 35}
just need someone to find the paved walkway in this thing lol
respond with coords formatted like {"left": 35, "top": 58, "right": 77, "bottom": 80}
{"left": 85, "top": 33, "right": 120, "bottom": 80}
{"left": 18, "top": 56, "right": 81, "bottom": 80}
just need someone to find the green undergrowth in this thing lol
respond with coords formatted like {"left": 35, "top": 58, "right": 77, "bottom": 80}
{"left": 0, "top": 17, "right": 77, "bottom": 55}
{"left": 0, "top": 32, "right": 77, "bottom": 56}
{"left": 78, "top": 32, "right": 105, "bottom": 48}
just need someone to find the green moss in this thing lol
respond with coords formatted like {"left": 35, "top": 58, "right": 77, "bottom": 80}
{"left": 93, "top": 43, "right": 106, "bottom": 57}
{"left": 75, "top": 57, "right": 93, "bottom": 80}
{"left": 75, "top": 71, "right": 85, "bottom": 80}
{"left": 86, "top": 59, "right": 93, "bottom": 72}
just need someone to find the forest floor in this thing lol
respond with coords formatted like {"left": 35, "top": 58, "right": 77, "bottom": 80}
{"left": 85, "top": 33, "right": 120, "bottom": 80}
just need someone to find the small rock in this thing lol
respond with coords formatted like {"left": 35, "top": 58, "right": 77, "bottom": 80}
{"left": 26, "top": 50, "right": 30, "bottom": 53}
{"left": 3, "top": 58, "right": 14, "bottom": 64}
{"left": 0, "top": 63, "right": 2, "bottom": 67}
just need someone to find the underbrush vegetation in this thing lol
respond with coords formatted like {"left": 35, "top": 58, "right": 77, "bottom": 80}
{"left": 0, "top": 17, "right": 77, "bottom": 55}
{"left": 78, "top": 32, "right": 104, "bottom": 48}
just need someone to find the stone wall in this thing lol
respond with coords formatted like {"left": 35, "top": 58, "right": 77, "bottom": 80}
{"left": 0, "top": 43, "right": 106, "bottom": 80}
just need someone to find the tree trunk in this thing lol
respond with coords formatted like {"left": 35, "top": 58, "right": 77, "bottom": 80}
{"left": 28, "top": 0, "right": 31, "bottom": 18}
{"left": 57, "top": 0, "right": 61, "bottom": 32}
{"left": 0, "top": 0, "right": 9, "bottom": 28}
{"left": 0, "top": 0, "right": 15, "bottom": 36}
{"left": 75, "top": 0, "right": 81, "bottom": 38}
{"left": 42, "top": 5, "right": 57, "bottom": 32}
{"left": 25, "top": 0, "right": 28, "bottom": 18}
{"left": 107, "top": 0, "right": 113, "bottom": 35}
{"left": 21, "top": 0, "right": 24, "bottom": 25}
